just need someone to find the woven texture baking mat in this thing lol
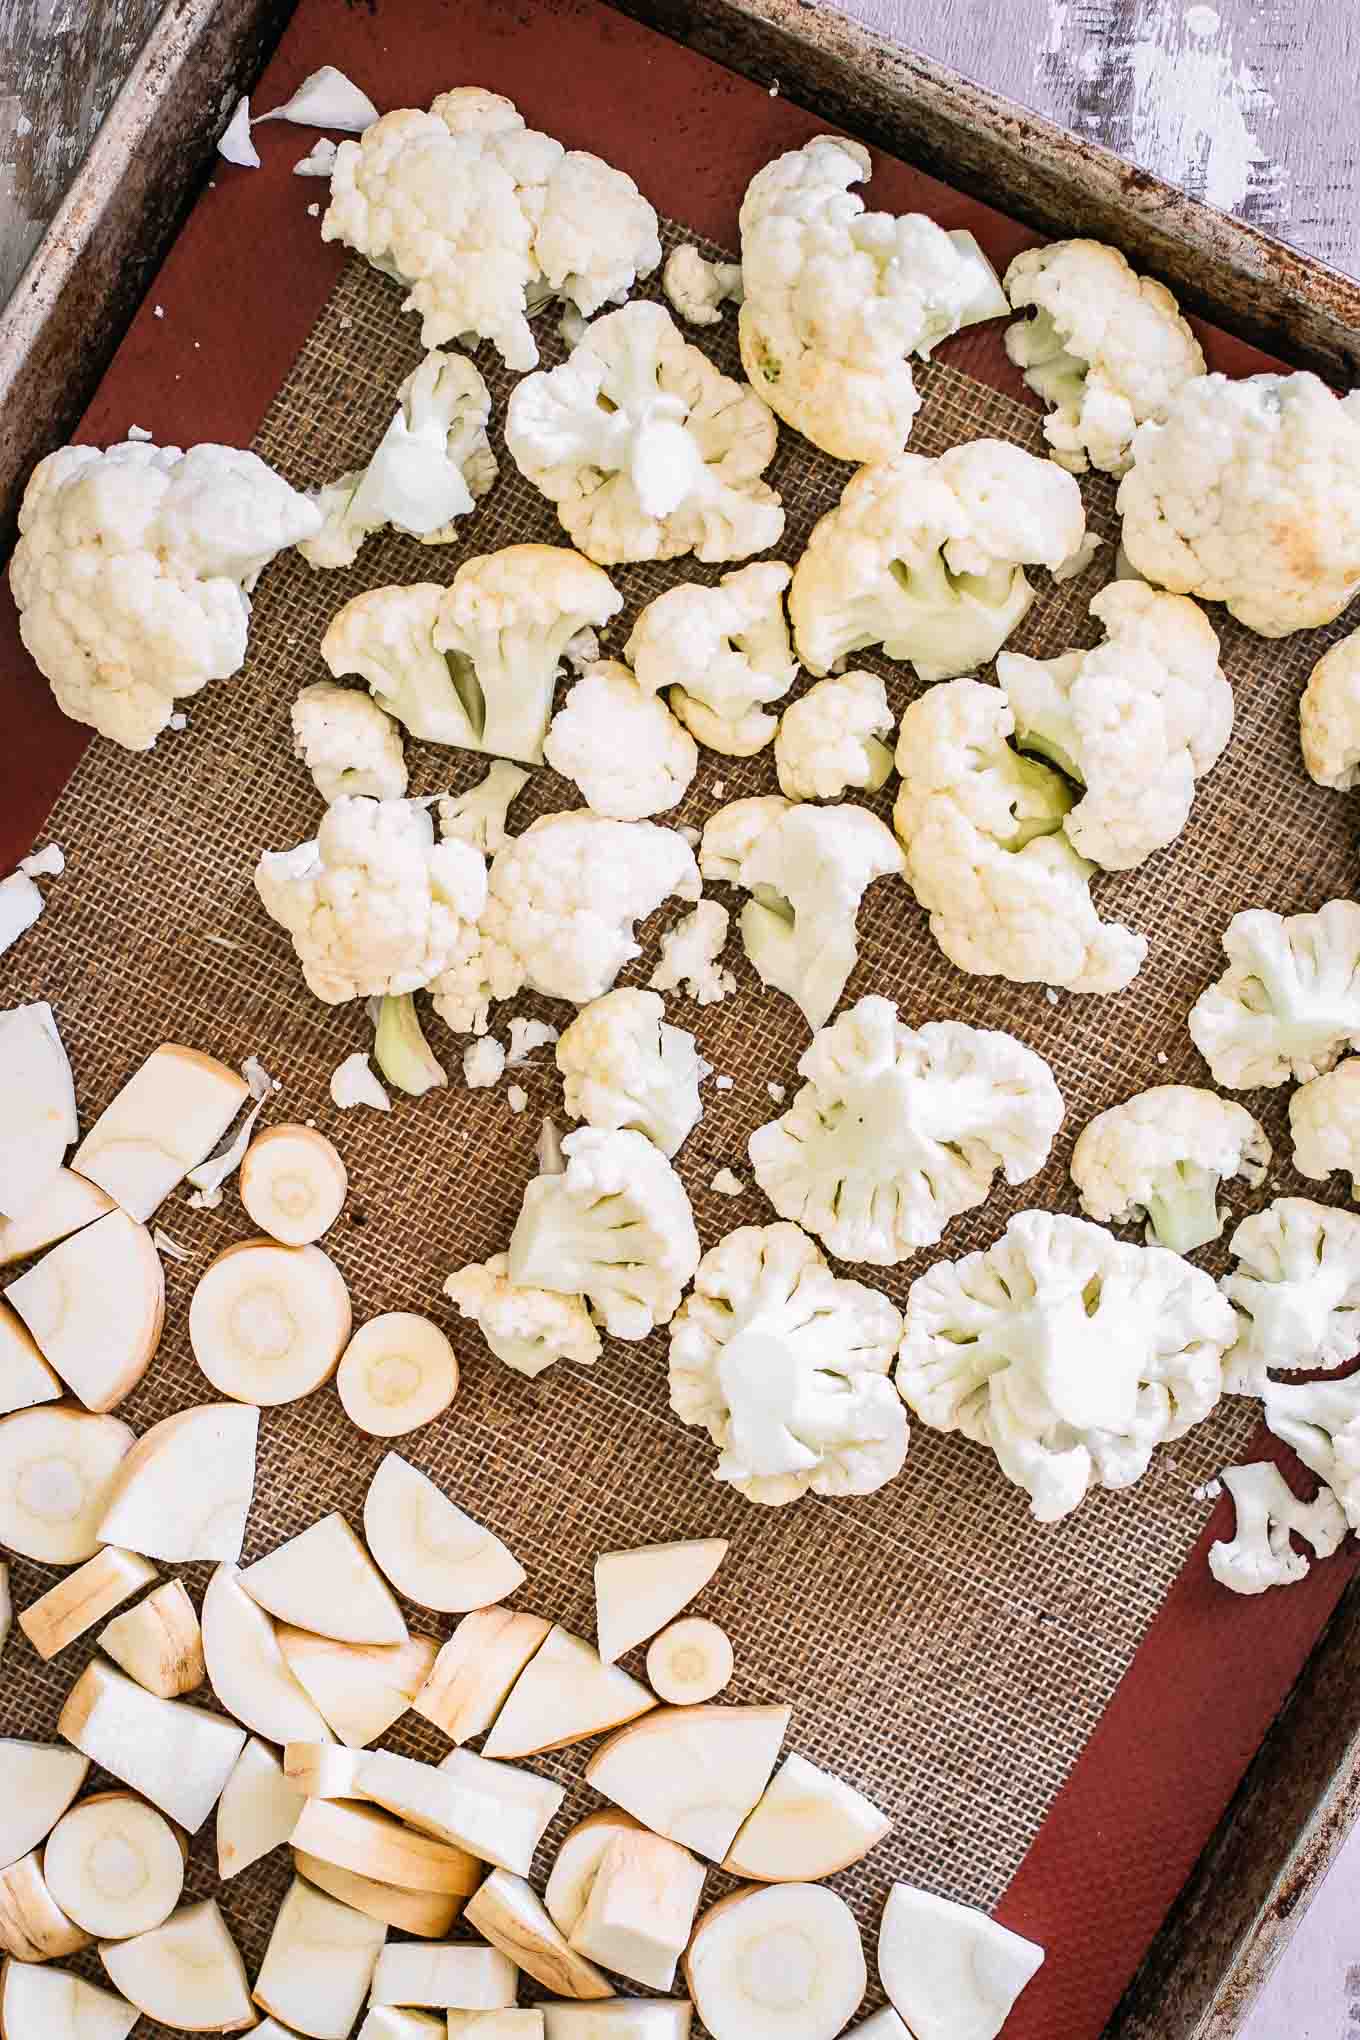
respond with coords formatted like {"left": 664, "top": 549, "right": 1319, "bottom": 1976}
{"left": 3, "top": 214, "right": 1357, "bottom": 2036}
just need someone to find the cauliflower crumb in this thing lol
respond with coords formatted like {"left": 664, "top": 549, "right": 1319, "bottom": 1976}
{"left": 1157, "top": 1050, "right": 1168, "bottom": 1065}
{"left": 153, "top": 305, "right": 165, "bottom": 320}
{"left": 167, "top": 713, "right": 187, "bottom": 731}
{"left": 711, "top": 1168, "right": 744, "bottom": 1196}
{"left": 507, "top": 1085, "right": 529, "bottom": 1114}
{"left": 126, "top": 424, "right": 153, "bottom": 442}
{"left": 662, "top": 245, "right": 743, "bottom": 328}
{"left": 463, "top": 1037, "right": 507, "bottom": 1089}
{"left": 767, "top": 1081, "right": 786, "bottom": 1103}
{"left": 716, "top": 1075, "right": 734, "bottom": 1092}
{"left": 1045, "top": 989, "right": 1059, "bottom": 1007}
{"left": 711, "top": 780, "right": 727, "bottom": 799}
{"left": 306, "top": 203, "right": 320, "bottom": 218}
{"left": 294, "top": 138, "right": 339, "bottom": 178}
{"left": 152, "top": 1228, "right": 194, "bottom": 1262}
{"left": 508, "top": 1018, "right": 559, "bottom": 1064}
{"left": 1192, "top": 1478, "right": 1223, "bottom": 1502}
{"left": 331, "top": 1050, "right": 391, "bottom": 1111}
{"left": 19, "top": 844, "right": 64, "bottom": 878}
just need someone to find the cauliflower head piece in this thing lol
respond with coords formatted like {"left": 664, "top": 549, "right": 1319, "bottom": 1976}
{"left": 544, "top": 660, "right": 698, "bottom": 819}
{"left": 10, "top": 439, "right": 320, "bottom": 750}
{"left": 505, "top": 300, "right": 784, "bottom": 566}
{"left": 649, "top": 900, "right": 736, "bottom": 1006}
{"left": 669, "top": 1221, "right": 906, "bottom": 1504}
{"left": 1291, "top": 1057, "right": 1360, "bottom": 1195}
{"left": 1221, "top": 1197, "right": 1360, "bottom": 1393}
{"left": 749, "top": 994, "right": 1063, "bottom": 1265}
{"left": 774, "top": 671, "right": 894, "bottom": 802}
{"left": 896, "top": 1210, "right": 1235, "bottom": 1521}
{"left": 291, "top": 681, "right": 408, "bottom": 804}
{"left": 1003, "top": 239, "right": 1205, "bottom": 476}
{"left": 1300, "top": 627, "right": 1360, "bottom": 790}
{"left": 1188, "top": 900, "right": 1360, "bottom": 1088}
{"left": 625, "top": 562, "right": 798, "bottom": 756}
{"left": 555, "top": 987, "right": 703, "bottom": 1156}
{"left": 1208, "top": 1460, "right": 1346, "bottom": 1596}
{"left": 1070, "top": 1084, "right": 1269, "bottom": 1255}
{"left": 663, "top": 244, "right": 743, "bottom": 328}
{"left": 1263, "top": 1374, "right": 1360, "bottom": 1531}
{"left": 789, "top": 441, "right": 1085, "bottom": 682}
{"left": 443, "top": 1251, "right": 601, "bottom": 1379}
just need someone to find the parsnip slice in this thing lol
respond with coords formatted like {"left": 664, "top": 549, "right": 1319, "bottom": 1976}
{"left": 72, "top": 1044, "right": 249, "bottom": 1222}
{"left": 0, "top": 1169, "right": 114, "bottom": 1270}
{"left": 240, "top": 1126, "right": 348, "bottom": 1246}
{"left": 276, "top": 1626, "right": 438, "bottom": 1747}
{"left": 0, "top": 1301, "right": 61, "bottom": 1415}
{"left": 99, "top": 1898, "right": 253, "bottom": 2032}
{"left": 0, "top": 1565, "right": 8, "bottom": 1656}
{"left": 292, "top": 1851, "right": 462, "bottom": 1938}
{"left": 190, "top": 1240, "right": 351, "bottom": 1405}
{"left": 722, "top": 1755, "right": 891, "bottom": 1882}
{"left": 43, "top": 1792, "right": 185, "bottom": 1939}
{"left": 544, "top": 1812, "right": 643, "bottom": 1938}
{"left": 0, "top": 1958, "right": 137, "bottom": 2040}
{"left": 876, "top": 1885, "right": 1044, "bottom": 2040}
{"left": 0, "top": 1404, "right": 134, "bottom": 1563}
{"left": 685, "top": 1883, "right": 866, "bottom": 2040}
{"left": 465, "top": 1870, "right": 611, "bottom": 2000}
{"left": 217, "top": 1737, "right": 304, "bottom": 1880}
{"left": 447, "top": 2017, "right": 545, "bottom": 2040}
{"left": 19, "top": 1547, "right": 156, "bottom": 1660}
{"left": 594, "top": 1541, "right": 728, "bottom": 1665}
{"left": 58, "top": 1660, "right": 245, "bottom": 1833}
{"left": 358, "top": 2012, "right": 445, "bottom": 2040}
{"left": 0, "top": 1003, "right": 77, "bottom": 1221}
{"left": 5, "top": 1210, "right": 163, "bottom": 1411}
{"left": 363, "top": 1454, "right": 525, "bottom": 1614}
{"left": 287, "top": 1799, "right": 480, "bottom": 1897}
{"left": 645, "top": 1621, "right": 731, "bottom": 1707}
{"left": 95, "top": 1401, "right": 258, "bottom": 1562}
{"left": 0, "top": 1741, "right": 88, "bottom": 1871}
{"left": 282, "top": 1743, "right": 366, "bottom": 1800}
{"left": 337, "top": 1315, "right": 458, "bottom": 1438}
{"left": 99, "top": 1577, "right": 204, "bottom": 1695}
{"left": 483, "top": 1627, "right": 654, "bottom": 1760}
{"left": 0, "top": 1850, "right": 91, "bottom": 1960}
{"left": 585, "top": 1706, "right": 790, "bottom": 1863}
{"left": 358, "top": 1747, "right": 563, "bottom": 1877}
{"left": 202, "top": 1562, "right": 334, "bottom": 1744}
{"left": 845, "top": 2013, "right": 909, "bottom": 2039}
{"left": 369, "top": 1942, "right": 518, "bottom": 2010}
{"left": 411, "top": 1608, "right": 550, "bottom": 1745}
{"left": 241, "top": 1513, "right": 406, "bottom": 1644}
{"left": 254, "top": 1875, "right": 387, "bottom": 2040}
{"left": 541, "top": 2007, "right": 692, "bottom": 2039}
{"left": 567, "top": 1831, "right": 704, "bottom": 1991}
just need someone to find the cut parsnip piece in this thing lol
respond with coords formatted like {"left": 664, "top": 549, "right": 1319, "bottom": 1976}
{"left": 0, "top": 1404, "right": 133, "bottom": 1563}
{"left": 541, "top": 2006, "right": 692, "bottom": 2039}
{"left": 0, "top": 1003, "right": 77, "bottom": 1221}
{"left": 202, "top": 1563, "right": 334, "bottom": 1745}
{"left": 0, "top": 1169, "right": 114, "bottom": 1270}
{"left": 282, "top": 1743, "right": 366, "bottom": 1800}
{"left": 685, "top": 1883, "right": 866, "bottom": 2040}
{"left": 645, "top": 1621, "right": 732, "bottom": 1707}
{"left": 845, "top": 2013, "right": 909, "bottom": 2040}
{"left": 190, "top": 1240, "right": 351, "bottom": 1406}
{"left": 0, "top": 1959, "right": 137, "bottom": 2040}
{"left": 99, "top": 1578, "right": 204, "bottom": 1696}
{"left": 288, "top": 1799, "right": 480, "bottom": 1897}
{"left": 722, "top": 1755, "right": 891, "bottom": 1882}
{"left": 72, "top": 1044, "right": 249, "bottom": 1222}
{"left": 0, "top": 1850, "right": 91, "bottom": 1960}
{"left": 585, "top": 1706, "right": 790, "bottom": 1863}
{"left": 95, "top": 1401, "right": 258, "bottom": 1562}
{"left": 595, "top": 1541, "right": 728, "bottom": 1665}
{"left": 567, "top": 1831, "right": 704, "bottom": 1991}
{"left": 411, "top": 1608, "right": 550, "bottom": 1745}
{"left": 44, "top": 1792, "right": 185, "bottom": 1939}
{"left": 276, "top": 1626, "right": 438, "bottom": 1748}
{"left": 253, "top": 1875, "right": 387, "bottom": 2040}
{"left": 239, "top": 1125, "right": 348, "bottom": 1246}
{"left": 217, "top": 1737, "right": 304, "bottom": 1880}
{"left": 58, "top": 1660, "right": 244, "bottom": 1833}
{"left": 99, "top": 1898, "right": 253, "bottom": 2032}
{"left": 877, "top": 1885, "right": 1044, "bottom": 2040}
{"left": 363, "top": 1453, "right": 525, "bottom": 1613}
{"left": 0, "top": 1564, "right": 8, "bottom": 1656}
{"left": 241, "top": 1513, "right": 406, "bottom": 1644}
{"left": 359, "top": 2012, "right": 445, "bottom": 2040}
{"left": 545, "top": 1812, "right": 644, "bottom": 1937}
{"left": 6, "top": 1209, "right": 163, "bottom": 1411}
{"left": 447, "top": 2018, "right": 545, "bottom": 2040}
{"left": 337, "top": 1315, "right": 458, "bottom": 1438}
{"left": 0, "top": 1301, "right": 61, "bottom": 1415}
{"left": 369, "top": 1941, "right": 517, "bottom": 2010}
{"left": 359, "top": 1748, "right": 563, "bottom": 1878}
{"left": 0, "top": 1741, "right": 89, "bottom": 1870}
{"left": 19, "top": 1546, "right": 156, "bottom": 1660}
{"left": 483, "top": 1627, "right": 655, "bottom": 1760}
{"left": 293, "top": 1851, "right": 462, "bottom": 1938}
{"left": 466, "top": 1870, "right": 611, "bottom": 2000}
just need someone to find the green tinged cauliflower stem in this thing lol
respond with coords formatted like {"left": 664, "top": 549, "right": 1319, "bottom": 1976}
{"left": 1221, "top": 1198, "right": 1360, "bottom": 1393}
{"left": 1207, "top": 1461, "right": 1346, "bottom": 1596}
{"left": 373, "top": 993, "right": 448, "bottom": 1097}
{"left": 1070, "top": 1084, "right": 1269, "bottom": 1254}
{"left": 1189, "top": 901, "right": 1360, "bottom": 1089}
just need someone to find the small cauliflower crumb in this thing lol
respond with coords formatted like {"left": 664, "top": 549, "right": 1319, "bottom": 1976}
{"left": 767, "top": 1081, "right": 786, "bottom": 1103}
{"left": 19, "top": 843, "right": 64, "bottom": 878}
{"left": 1157, "top": 1050, "right": 1169, "bottom": 1065}
{"left": 331, "top": 1050, "right": 391, "bottom": 1111}
{"left": 716, "top": 1075, "right": 734, "bottom": 1092}
{"left": 306, "top": 202, "right": 320, "bottom": 218}
{"left": 463, "top": 1037, "right": 507, "bottom": 1089}
{"left": 711, "top": 1167, "right": 745, "bottom": 1195}
{"left": 1192, "top": 1478, "right": 1223, "bottom": 1502}
{"left": 167, "top": 712, "right": 188, "bottom": 731}
{"left": 126, "top": 424, "right": 153, "bottom": 442}
{"left": 711, "top": 780, "right": 727, "bottom": 798}
{"left": 662, "top": 244, "right": 744, "bottom": 328}
{"left": 508, "top": 1017, "right": 559, "bottom": 1063}
{"left": 507, "top": 1084, "right": 529, "bottom": 1113}
{"left": 1045, "top": 989, "right": 1059, "bottom": 1006}
{"left": 152, "top": 1228, "right": 194, "bottom": 1262}
{"left": 294, "top": 138, "right": 339, "bottom": 178}
{"left": 153, "top": 305, "right": 165, "bottom": 319}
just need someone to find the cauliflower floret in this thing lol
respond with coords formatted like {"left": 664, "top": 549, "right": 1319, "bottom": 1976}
{"left": 438, "top": 761, "right": 530, "bottom": 856}
{"left": 1003, "top": 240, "right": 1206, "bottom": 476}
{"left": 443, "top": 1251, "right": 601, "bottom": 1378}
{"left": 749, "top": 995, "right": 1063, "bottom": 1264}
{"left": 10, "top": 439, "right": 320, "bottom": 750}
{"left": 626, "top": 563, "right": 797, "bottom": 756}
{"left": 462, "top": 1036, "right": 506, "bottom": 1089}
{"left": 737, "top": 134, "right": 1008, "bottom": 463}
{"left": 789, "top": 442, "right": 1085, "bottom": 682}
{"left": 1300, "top": 628, "right": 1360, "bottom": 789}
{"left": 649, "top": 900, "right": 737, "bottom": 1006}
{"left": 700, "top": 799, "right": 903, "bottom": 1032}
{"left": 1262, "top": 1375, "right": 1360, "bottom": 1530}
{"left": 668, "top": 1222, "right": 906, "bottom": 1504}
{"left": 291, "top": 681, "right": 408, "bottom": 803}
{"left": 505, "top": 300, "right": 784, "bottom": 567}
{"left": 1071, "top": 1085, "right": 1269, "bottom": 1254}
{"left": 1207, "top": 1461, "right": 1347, "bottom": 1596}
{"left": 663, "top": 244, "right": 743, "bottom": 327}
{"left": 555, "top": 987, "right": 703, "bottom": 1155}
{"left": 1221, "top": 1198, "right": 1360, "bottom": 1393}
{"left": 774, "top": 671, "right": 894, "bottom": 802}
{"left": 1188, "top": 900, "right": 1360, "bottom": 1089}
{"left": 1291, "top": 1058, "right": 1360, "bottom": 1195}
{"left": 896, "top": 1210, "right": 1236, "bottom": 1522}
{"left": 507, "top": 1126, "right": 700, "bottom": 1339}
{"left": 997, "top": 581, "right": 1231, "bottom": 870}
{"left": 255, "top": 795, "right": 486, "bottom": 1004}
{"left": 544, "top": 661, "right": 698, "bottom": 819}
{"left": 1116, "top": 371, "right": 1360, "bottom": 637}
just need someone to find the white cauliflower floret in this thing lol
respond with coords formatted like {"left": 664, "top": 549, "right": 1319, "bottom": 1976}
{"left": 1003, "top": 239, "right": 1205, "bottom": 476}
{"left": 1188, "top": 900, "right": 1360, "bottom": 1088}
{"left": 896, "top": 1210, "right": 1235, "bottom": 1522}
{"left": 291, "top": 681, "right": 408, "bottom": 803}
{"left": 1208, "top": 1461, "right": 1346, "bottom": 1596}
{"left": 626, "top": 562, "right": 797, "bottom": 756}
{"left": 700, "top": 799, "right": 902, "bottom": 1032}
{"left": 555, "top": 988, "right": 703, "bottom": 1156}
{"left": 1300, "top": 628, "right": 1360, "bottom": 789}
{"left": 438, "top": 761, "right": 530, "bottom": 855}
{"left": 544, "top": 660, "right": 697, "bottom": 819}
{"left": 1116, "top": 371, "right": 1360, "bottom": 636}
{"left": 443, "top": 1252, "right": 600, "bottom": 1378}
{"left": 774, "top": 671, "right": 894, "bottom": 802}
{"left": 462, "top": 1036, "right": 506, "bottom": 1089}
{"left": 322, "top": 88, "right": 660, "bottom": 368}
{"left": 749, "top": 995, "right": 1063, "bottom": 1265}
{"left": 1071, "top": 1085, "right": 1269, "bottom": 1255}
{"left": 789, "top": 442, "right": 1085, "bottom": 682}
{"left": 255, "top": 795, "right": 486, "bottom": 1004}
{"left": 1262, "top": 1375, "right": 1360, "bottom": 1530}
{"left": 663, "top": 244, "right": 743, "bottom": 326}
{"left": 1291, "top": 1058, "right": 1360, "bottom": 1195}
{"left": 893, "top": 679, "right": 1147, "bottom": 994}
{"left": 507, "top": 1126, "right": 699, "bottom": 1339}
{"left": 649, "top": 900, "right": 737, "bottom": 1006}
{"left": 738, "top": 134, "right": 1007, "bottom": 463}
{"left": 322, "top": 546, "right": 621, "bottom": 765}
{"left": 10, "top": 439, "right": 320, "bottom": 750}
{"left": 505, "top": 300, "right": 784, "bottom": 566}
{"left": 1221, "top": 1198, "right": 1360, "bottom": 1393}
{"left": 997, "top": 582, "right": 1231, "bottom": 870}
{"left": 668, "top": 1222, "right": 906, "bottom": 1504}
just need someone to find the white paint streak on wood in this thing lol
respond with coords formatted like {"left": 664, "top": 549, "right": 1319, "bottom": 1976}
{"left": 1124, "top": 0, "right": 1287, "bottom": 219}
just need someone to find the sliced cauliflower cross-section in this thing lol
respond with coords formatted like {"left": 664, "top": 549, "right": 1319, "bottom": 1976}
{"left": 1291, "top": 1059, "right": 1360, "bottom": 1196}
{"left": 749, "top": 995, "right": 1063, "bottom": 1265}
{"left": 556, "top": 988, "right": 704, "bottom": 1156}
{"left": 1208, "top": 1461, "right": 1346, "bottom": 1596}
{"left": 1188, "top": 900, "right": 1360, "bottom": 1089}
{"left": 1262, "top": 1374, "right": 1360, "bottom": 1530}
{"left": 669, "top": 1222, "right": 906, "bottom": 1504}
{"left": 1300, "top": 629, "right": 1360, "bottom": 789}
{"left": 443, "top": 1252, "right": 601, "bottom": 1379}
{"left": 626, "top": 563, "right": 798, "bottom": 756}
{"left": 774, "top": 672, "right": 894, "bottom": 802}
{"left": 545, "top": 660, "right": 698, "bottom": 818}
{"left": 1221, "top": 1198, "right": 1360, "bottom": 1394}
{"left": 1070, "top": 1085, "right": 1270, "bottom": 1254}
{"left": 291, "top": 682, "right": 408, "bottom": 803}
{"left": 649, "top": 901, "right": 737, "bottom": 1006}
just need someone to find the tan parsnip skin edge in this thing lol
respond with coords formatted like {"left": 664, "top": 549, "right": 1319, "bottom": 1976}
{"left": 290, "top": 1849, "right": 462, "bottom": 1938}
{"left": 99, "top": 1579, "right": 205, "bottom": 1696}
{"left": 19, "top": 1547, "right": 157, "bottom": 1660}
{"left": 287, "top": 1797, "right": 481, "bottom": 1898}
{"left": 464, "top": 1869, "right": 614, "bottom": 2001}
{"left": 0, "top": 1851, "right": 93, "bottom": 1961}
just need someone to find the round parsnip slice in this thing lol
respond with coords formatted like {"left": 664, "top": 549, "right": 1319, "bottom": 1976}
{"left": 0, "top": 1959, "right": 138, "bottom": 2040}
{"left": 189, "top": 1239, "right": 350, "bottom": 1405}
{"left": 337, "top": 1314, "right": 459, "bottom": 1437}
{"left": 0, "top": 1002, "right": 77, "bottom": 1222}
{"left": 0, "top": 1850, "right": 91, "bottom": 1960}
{"left": 201, "top": 1564, "right": 333, "bottom": 1746}
{"left": 72, "top": 1044, "right": 249, "bottom": 1223}
{"left": 722, "top": 1754, "right": 891, "bottom": 1883}
{"left": 95, "top": 1403, "right": 258, "bottom": 1563}
{"left": 239, "top": 1125, "right": 348, "bottom": 1245}
{"left": 0, "top": 1404, "right": 134, "bottom": 1563}
{"left": 239, "top": 1513, "right": 406, "bottom": 1645}
{"left": 98, "top": 1898, "right": 253, "bottom": 2032}
{"left": 646, "top": 1620, "right": 732, "bottom": 1706}
{"left": 363, "top": 1452, "right": 525, "bottom": 1614}
{"left": 5, "top": 1208, "right": 164, "bottom": 1411}
{"left": 0, "top": 1300, "right": 62, "bottom": 1417}
{"left": 685, "top": 1883, "right": 866, "bottom": 2040}
{"left": 44, "top": 1792, "right": 185, "bottom": 1939}
{"left": 544, "top": 1810, "right": 644, "bottom": 1936}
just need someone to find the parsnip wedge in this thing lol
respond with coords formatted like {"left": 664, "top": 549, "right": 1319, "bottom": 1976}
{"left": 99, "top": 1577, "right": 204, "bottom": 1696}
{"left": 287, "top": 1799, "right": 480, "bottom": 1898}
{"left": 44, "top": 1791, "right": 185, "bottom": 1939}
{"left": 545, "top": 1812, "right": 644, "bottom": 1938}
{"left": 541, "top": 2006, "right": 692, "bottom": 2039}
{"left": 0, "top": 1850, "right": 91, "bottom": 1960}
{"left": 99, "top": 1898, "right": 253, "bottom": 2032}
{"left": 253, "top": 1875, "right": 387, "bottom": 2040}
{"left": 447, "top": 2017, "right": 545, "bottom": 2040}
{"left": 203, "top": 1564, "right": 333, "bottom": 1745}
{"left": 95, "top": 1401, "right": 258, "bottom": 1562}
{"left": 72, "top": 1044, "right": 249, "bottom": 1222}
{"left": 241, "top": 1514, "right": 406, "bottom": 1644}
{"left": 358, "top": 2012, "right": 445, "bottom": 2040}
{"left": 58, "top": 1660, "right": 245, "bottom": 1833}
{"left": 0, "top": 1003, "right": 77, "bottom": 1221}
{"left": 0, "top": 1169, "right": 113, "bottom": 1270}
{"left": 363, "top": 1454, "right": 525, "bottom": 1614}
{"left": 483, "top": 1628, "right": 655, "bottom": 1760}
{"left": 276, "top": 1626, "right": 438, "bottom": 1747}
{"left": 369, "top": 1941, "right": 517, "bottom": 2010}
{"left": 567, "top": 1831, "right": 705, "bottom": 1990}
{"left": 217, "top": 1737, "right": 304, "bottom": 1880}
{"left": 0, "top": 1741, "right": 88, "bottom": 1870}
{"left": 358, "top": 1748, "right": 563, "bottom": 1878}
{"left": 411, "top": 1608, "right": 550, "bottom": 1745}
{"left": 876, "top": 1884, "right": 1044, "bottom": 2040}
{"left": 844, "top": 2013, "right": 908, "bottom": 2039}
{"left": 0, "top": 1301, "right": 61, "bottom": 1416}
{"left": 292, "top": 1851, "right": 462, "bottom": 1938}
{"left": 282, "top": 1743, "right": 366, "bottom": 1800}
{"left": 585, "top": 1706, "right": 790, "bottom": 1863}
{"left": 465, "top": 1870, "right": 611, "bottom": 2000}
{"left": 240, "top": 1126, "right": 348, "bottom": 1246}
{"left": 645, "top": 1621, "right": 731, "bottom": 1707}
{"left": 685, "top": 1883, "right": 866, "bottom": 2040}
{"left": 190, "top": 1240, "right": 351, "bottom": 1406}
{"left": 6, "top": 1209, "right": 163, "bottom": 1411}
{"left": 0, "top": 1404, "right": 134, "bottom": 1563}
{"left": 19, "top": 1546, "right": 156, "bottom": 1660}
{"left": 337, "top": 1315, "right": 458, "bottom": 1438}
{"left": 594, "top": 1541, "right": 728, "bottom": 1666}
{"left": 0, "top": 1959, "right": 137, "bottom": 2040}
{"left": 722, "top": 1755, "right": 891, "bottom": 1883}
